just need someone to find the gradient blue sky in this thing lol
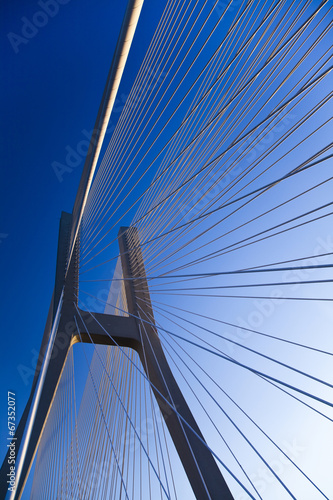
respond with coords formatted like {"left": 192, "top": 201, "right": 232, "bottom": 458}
{"left": 0, "top": 0, "right": 164, "bottom": 474}
{"left": 1, "top": 1, "right": 332, "bottom": 499}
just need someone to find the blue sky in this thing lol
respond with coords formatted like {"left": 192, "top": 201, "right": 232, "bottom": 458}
{"left": 1, "top": 1, "right": 333, "bottom": 499}
{"left": 0, "top": 0, "right": 163, "bottom": 482}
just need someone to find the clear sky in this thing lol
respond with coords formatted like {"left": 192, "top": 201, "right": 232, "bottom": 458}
{"left": 1, "top": 1, "right": 332, "bottom": 499}
{"left": 0, "top": 0, "right": 163, "bottom": 490}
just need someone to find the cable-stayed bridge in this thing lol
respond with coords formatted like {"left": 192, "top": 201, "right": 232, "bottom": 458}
{"left": 1, "top": 0, "right": 333, "bottom": 498}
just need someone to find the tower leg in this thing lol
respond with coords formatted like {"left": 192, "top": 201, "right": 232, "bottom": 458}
{"left": 118, "top": 227, "right": 234, "bottom": 499}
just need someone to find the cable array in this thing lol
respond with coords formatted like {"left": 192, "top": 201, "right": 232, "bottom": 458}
{"left": 30, "top": 0, "right": 333, "bottom": 498}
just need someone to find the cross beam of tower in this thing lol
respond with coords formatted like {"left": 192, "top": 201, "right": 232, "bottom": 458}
{"left": 4, "top": 212, "right": 234, "bottom": 499}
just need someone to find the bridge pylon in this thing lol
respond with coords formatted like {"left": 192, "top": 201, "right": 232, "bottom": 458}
{"left": 1, "top": 214, "right": 234, "bottom": 499}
